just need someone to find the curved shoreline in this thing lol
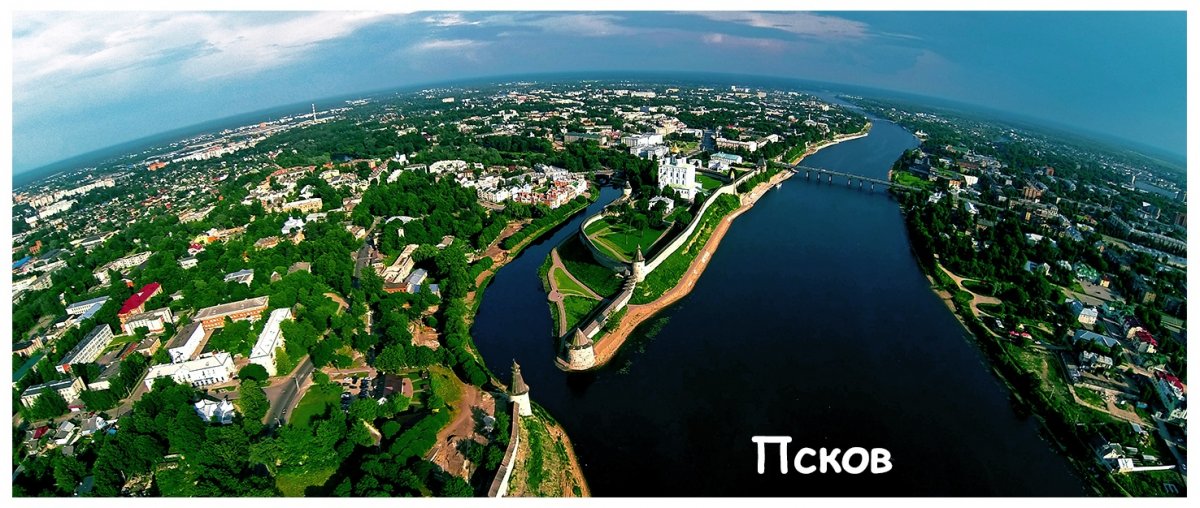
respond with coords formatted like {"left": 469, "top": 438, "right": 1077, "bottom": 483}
{"left": 590, "top": 125, "right": 873, "bottom": 368}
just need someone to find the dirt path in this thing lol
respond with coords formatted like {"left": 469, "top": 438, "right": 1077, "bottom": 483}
{"left": 550, "top": 248, "right": 602, "bottom": 300}
{"left": 592, "top": 170, "right": 793, "bottom": 366}
{"left": 937, "top": 264, "right": 1001, "bottom": 318}
{"left": 426, "top": 383, "right": 495, "bottom": 479}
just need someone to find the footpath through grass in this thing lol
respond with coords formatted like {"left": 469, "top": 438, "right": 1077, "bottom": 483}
{"left": 552, "top": 267, "right": 594, "bottom": 298}
{"left": 556, "top": 235, "right": 623, "bottom": 298}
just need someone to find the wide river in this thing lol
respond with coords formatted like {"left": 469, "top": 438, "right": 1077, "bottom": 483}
{"left": 470, "top": 116, "right": 1086, "bottom": 496}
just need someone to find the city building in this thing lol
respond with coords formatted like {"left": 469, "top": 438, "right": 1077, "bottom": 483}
{"left": 657, "top": 156, "right": 699, "bottom": 201}
{"left": 120, "top": 307, "right": 174, "bottom": 335}
{"left": 193, "top": 296, "right": 270, "bottom": 329}
{"left": 166, "top": 322, "right": 207, "bottom": 363}
{"left": 708, "top": 152, "right": 743, "bottom": 171}
{"left": 1070, "top": 300, "right": 1099, "bottom": 326}
{"left": 223, "top": 269, "right": 255, "bottom": 286}
{"left": 20, "top": 377, "right": 86, "bottom": 408}
{"left": 57, "top": 324, "right": 115, "bottom": 373}
{"left": 1153, "top": 371, "right": 1187, "bottom": 423}
{"left": 278, "top": 198, "right": 323, "bottom": 214}
{"left": 93, "top": 252, "right": 152, "bottom": 284}
{"left": 117, "top": 282, "right": 163, "bottom": 323}
{"left": 194, "top": 399, "right": 237, "bottom": 425}
{"left": 143, "top": 352, "right": 235, "bottom": 389}
{"left": 66, "top": 296, "right": 109, "bottom": 319}
{"left": 249, "top": 308, "right": 292, "bottom": 376}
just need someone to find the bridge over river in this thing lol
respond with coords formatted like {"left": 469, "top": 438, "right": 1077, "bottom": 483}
{"left": 792, "top": 164, "right": 920, "bottom": 192}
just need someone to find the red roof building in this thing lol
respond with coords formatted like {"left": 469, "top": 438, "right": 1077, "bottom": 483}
{"left": 118, "top": 282, "right": 162, "bottom": 321}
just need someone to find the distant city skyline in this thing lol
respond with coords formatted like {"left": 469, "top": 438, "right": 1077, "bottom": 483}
{"left": 12, "top": 10, "right": 1186, "bottom": 174}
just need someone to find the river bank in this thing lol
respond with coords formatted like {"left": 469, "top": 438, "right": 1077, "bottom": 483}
{"left": 895, "top": 192, "right": 1145, "bottom": 496}
{"left": 788, "top": 122, "right": 872, "bottom": 165}
{"left": 589, "top": 125, "right": 871, "bottom": 368}
{"left": 462, "top": 190, "right": 605, "bottom": 496}
{"left": 591, "top": 168, "right": 794, "bottom": 367}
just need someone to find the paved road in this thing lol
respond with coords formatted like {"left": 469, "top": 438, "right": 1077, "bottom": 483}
{"left": 264, "top": 356, "right": 314, "bottom": 426}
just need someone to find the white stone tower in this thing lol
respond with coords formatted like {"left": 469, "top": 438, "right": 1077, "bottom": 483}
{"left": 564, "top": 329, "right": 597, "bottom": 370}
{"left": 622, "top": 180, "right": 632, "bottom": 197}
{"left": 631, "top": 245, "right": 647, "bottom": 283}
{"left": 509, "top": 360, "right": 533, "bottom": 417}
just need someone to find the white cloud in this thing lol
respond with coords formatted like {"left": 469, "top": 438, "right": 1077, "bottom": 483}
{"left": 411, "top": 38, "right": 488, "bottom": 52}
{"left": 12, "top": 11, "right": 402, "bottom": 97}
{"left": 693, "top": 12, "right": 871, "bottom": 40}
{"left": 701, "top": 33, "right": 787, "bottom": 52}
{"left": 478, "top": 13, "right": 633, "bottom": 37}
{"left": 423, "top": 13, "right": 478, "bottom": 27}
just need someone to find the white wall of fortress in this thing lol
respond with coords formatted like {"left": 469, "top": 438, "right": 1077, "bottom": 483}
{"left": 487, "top": 402, "right": 523, "bottom": 497}
{"left": 643, "top": 168, "right": 759, "bottom": 273}
{"left": 579, "top": 168, "right": 760, "bottom": 275}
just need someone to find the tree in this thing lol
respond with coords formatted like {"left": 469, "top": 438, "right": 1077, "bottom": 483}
{"left": 236, "top": 379, "right": 270, "bottom": 432}
{"left": 29, "top": 389, "right": 69, "bottom": 421}
{"left": 239, "top": 363, "right": 269, "bottom": 383}
{"left": 349, "top": 397, "right": 378, "bottom": 423}
{"left": 152, "top": 347, "right": 171, "bottom": 365}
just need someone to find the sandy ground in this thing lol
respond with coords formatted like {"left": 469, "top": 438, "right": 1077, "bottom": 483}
{"left": 426, "top": 383, "right": 495, "bottom": 479}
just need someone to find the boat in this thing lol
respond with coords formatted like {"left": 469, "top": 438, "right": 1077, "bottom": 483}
{"left": 774, "top": 182, "right": 783, "bottom": 190}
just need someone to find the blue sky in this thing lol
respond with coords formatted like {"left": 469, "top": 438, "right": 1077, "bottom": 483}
{"left": 11, "top": 11, "right": 1186, "bottom": 173}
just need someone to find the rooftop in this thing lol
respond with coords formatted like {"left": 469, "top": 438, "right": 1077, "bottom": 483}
{"left": 118, "top": 282, "right": 161, "bottom": 315}
{"left": 194, "top": 296, "right": 270, "bottom": 321}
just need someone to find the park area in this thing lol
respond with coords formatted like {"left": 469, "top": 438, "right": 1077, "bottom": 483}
{"left": 893, "top": 170, "right": 935, "bottom": 190}
{"left": 583, "top": 216, "right": 668, "bottom": 263}
{"left": 697, "top": 173, "right": 726, "bottom": 191}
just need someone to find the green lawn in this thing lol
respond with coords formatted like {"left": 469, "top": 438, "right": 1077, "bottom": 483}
{"left": 552, "top": 267, "right": 594, "bottom": 298}
{"left": 585, "top": 217, "right": 668, "bottom": 262}
{"left": 428, "top": 367, "right": 462, "bottom": 406}
{"left": 276, "top": 467, "right": 336, "bottom": 497}
{"left": 697, "top": 173, "right": 726, "bottom": 191}
{"left": 556, "top": 235, "right": 622, "bottom": 298}
{"left": 562, "top": 296, "right": 601, "bottom": 332}
{"left": 631, "top": 194, "right": 740, "bottom": 305}
{"left": 290, "top": 383, "right": 341, "bottom": 427}
{"left": 893, "top": 170, "right": 935, "bottom": 190}
{"left": 1075, "top": 386, "right": 1107, "bottom": 407}
{"left": 961, "top": 279, "right": 997, "bottom": 297}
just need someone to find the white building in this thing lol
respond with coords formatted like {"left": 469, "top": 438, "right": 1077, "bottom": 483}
{"left": 143, "top": 352, "right": 235, "bottom": 389}
{"left": 57, "top": 325, "right": 115, "bottom": 373}
{"left": 1071, "top": 300, "right": 1099, "bottom": 326}
{"left": 224, "top": 269, "right": 255, "bottom": 286}
{"left": 1154, "top": 371, "right": 1187, "bottom": 423}
{"left": 621, "top": 132, "right": 663, "bottom": 148}
{"left": 249, "top": 308, "right": 292, "bottom": 376}
{"left": 648, "top": 196, "right": 675, "bottom": 215}
{"left": 194, "top": 399, "right": 237, "bottom": 425}
{"left": 93, "top": 251, "right": 153, "bottom": 283}
{"left": 166, "top": 322, "right": 207, "bottom": 363}
{"left": 120, "top": 307, "right": 174, "bottom": 335}
{"left": 20, "top": 377, "right": 85, "bottom": 408}
{"left": 429, "top": 159, "right": 469, "bottom": 174}
{"left": 657, "top": 156, "right": 699, "bottom": 201}
{"left": 708, "top": 152, "right": 743, "bottom": 171}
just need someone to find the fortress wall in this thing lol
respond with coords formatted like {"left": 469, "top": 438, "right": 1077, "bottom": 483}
{"left": 487, "top": 402, "right": 523, "bottom": 497}
{"left": 644, "top": 167, "right": 759, "bottom": 273}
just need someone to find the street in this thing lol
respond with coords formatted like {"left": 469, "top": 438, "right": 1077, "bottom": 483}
{"left": 264, "top": 356, "right": 314, "bottom": 426}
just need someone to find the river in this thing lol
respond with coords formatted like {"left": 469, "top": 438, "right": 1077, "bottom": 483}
{"left": 470, "top": 116, "right": 1086, "bottom": 496}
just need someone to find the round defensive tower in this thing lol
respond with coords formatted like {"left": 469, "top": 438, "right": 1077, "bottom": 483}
{"left": 509, "top": 359, "right": 533, "bottom": 417}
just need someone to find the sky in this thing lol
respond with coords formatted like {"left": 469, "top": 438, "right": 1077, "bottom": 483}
{"left": 10, "top": 10, "right": 1187, "bottom": 173}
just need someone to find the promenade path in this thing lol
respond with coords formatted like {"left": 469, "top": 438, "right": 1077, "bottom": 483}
{"left": 546, "top": 248, "right": 602, "bottom": 336}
